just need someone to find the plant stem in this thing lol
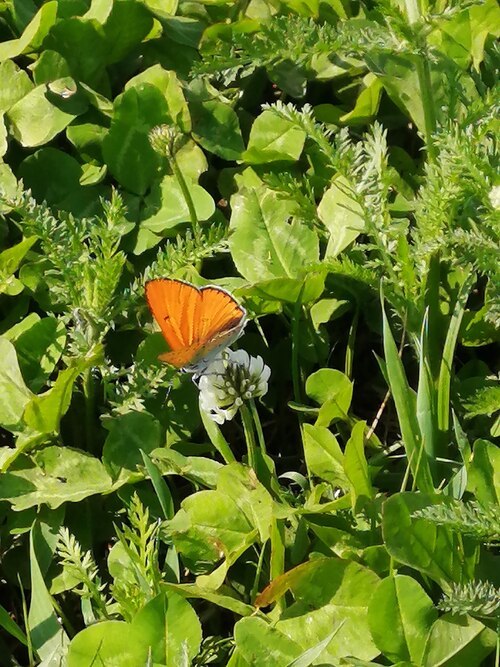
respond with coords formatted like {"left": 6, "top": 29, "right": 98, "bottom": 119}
{"left": 249, "top": 399, "right": 266, "bottom": 455}
{"left": 241, "top": 404, "right": 257, "bottom": 470}
{"left": 170, "top": 153, "right": 200, "bottom": 241}
{"left": 345, "top": 308, "right": 359, "bottom": 380}
{"left": 83, "top": 367, "right": 96, "bottom": 453}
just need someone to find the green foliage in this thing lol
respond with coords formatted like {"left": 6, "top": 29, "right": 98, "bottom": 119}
{"left": 0, "top": 0, "right": 498, "bottom": 664}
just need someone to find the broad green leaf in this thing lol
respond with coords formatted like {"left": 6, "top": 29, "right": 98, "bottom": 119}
{"left": 23, "top": 363, "right": 86, "bottom": 434}
{"left": 288, "top": 627, "right": 345, "bottom": 667}
{"left": 12, "top": 316, "right": 66, "bottom": 392}
{"left": 0, "top": 163, "right": 18, "bottom": 213}
{"left": 101, "top": 0, "right": 153, "bottom": 64}
{"left": 31, "top": 50, "right": 72, "bottom": 85}
{"left": 165, "top": 489, "right": 257, "bottom": 573}
{"left": 67, "top": 621, "right": 147, "bottom": 667}
{"left": 103, "top": 83, "right": 170, "bottom": 195}
{"left": 7, "top": 85, "right": 86, "bottom": 148}
{"left": 302, "top": 423, "right": 348, "bottom": 487}
{"left": 310, "top": 298, "right": 350, "bottom": 330}
{"left": 365, "top": 50, "right": 449, "bottom": 137}
{"left": 466, "top": 439, "right": 500, "bottom": 506}
{"left": 0, "top": 447, "right": 113, "bottom": 510}
{"left": 0, "top": 2, "right": 58, "bottom": 62}
{"left": 318, "top": 176, "right": 365, "bottom": 258}
{"left": 131, "top": 590, "right": 202, "bottom": 666}
{"left": 343, "top": 421, "right": 373, "bottom": 509}
{"left": 139, "top": 174, "right": 215, "bottom": 235}
{"left": 20, "top": 147, "right": 105, "bottom": 215}
{"left": 0, "top": 60, "right": 33, "bottom": 113}
{"left": 43, "top": 18, "right": 108, "bottom": 86}
{"left": 235, "top": 617, "right": 302, "bottom": 666}
{"left": 152, "top": 447, "right": 223, "bottom": 489}
{"left": 190, "top": 98, "right": 244, "bottom": 160}
{"left": 126, "top": 65, "right": 191, "bottom": 132}
{"left": 367, "top": 574, "right": 437, "bottom": 664}
{"left": 305, "top": 368, "right": 353, "bottom": 425}
{"left": 217, "top": 463, "right": 273, "bottom": 542}
{"left": 243, "top": 108, "right": 306, "bottom": 163}
{"left": 29, "top": 523, "right": 69, "bottom": 662}
{"left": 0, "top": 337, "right": 33, "bottom": 431}
{"left": 0, "top": 236, "right": 36, "bottom": 295}
{"left": 247, "top": 274, "right": 325, "bottom": 305}
{"left": 423, "top": 613, "right": 497, "bottom": 667}
{"left": 275, "top": 558, "right": 379, "bottom": 662}
{"left": 456, "top": 377, "right": 500, "bottom": 419}
{"left": 340, "top": 73, "right": 383, "bottom": 124}
{"left": 382, "top": 492, "right": 477, "bottom": 585}
{"left": 102, "top": 411, "right": 162, "bottom": 484}
{"left": 229, "top": 187, "right": 318, "bottom": 282}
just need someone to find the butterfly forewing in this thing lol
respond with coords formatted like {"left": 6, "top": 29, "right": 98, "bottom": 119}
{"left": 145, "top": 278, "right": 246, "bottom": 371}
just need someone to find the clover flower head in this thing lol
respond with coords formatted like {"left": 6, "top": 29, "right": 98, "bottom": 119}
{"left": 488, "top": 185, "right": 500, "bottom": 210}
{"left": 198, "top": 350, "right": 270, "bottom": 424}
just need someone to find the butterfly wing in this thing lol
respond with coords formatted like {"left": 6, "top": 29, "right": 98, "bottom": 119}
{"left": 145, "top": 279, "right": 246, "bottom": 370}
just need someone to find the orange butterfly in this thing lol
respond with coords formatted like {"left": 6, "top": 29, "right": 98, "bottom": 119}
{"left": 145, "top": 278, "right": 247, "bottom": 372}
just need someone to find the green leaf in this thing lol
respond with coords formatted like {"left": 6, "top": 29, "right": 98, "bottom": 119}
{"left": 0, "top": 337, "right": 33, "bottom": 431}
{"left": 11, "top": 316, "right": 66, "bottom": 392}
{"left": 305, "top": 368, "right": 353, "bottom": 426}
{"left": 422, "top": 613, "right": 497, "bottom": 667}
{"left": 340, "top": 73, "right": 383, "bottom": 124}
{"left": 101, "top": 0, "right": 153, "bottom": 64}
{"left": 141, "top": 450, "right": 175, "bottom": 520}
{"left": 102, "top": 84, "right": 170, "bottom": 195}
{"left": 367, "top": 574, "right": 437, "bottom": 664}
{"left": 302, "top": 423, "right": 348, "bottom": 487}
{"left": 217, "top": 463, "right": 273, "bottom": 542}
{"left": 20, "top": 147, "right": 105, "bottom": 215}
{"left": 247, "top": 274, "right": 325, "bottom": 305}
{"left": 130, "top": 590, "right": 202, "bottom": 666}
{"left": 382, "top": 493, "right": 477, "bottom": 586}
{"left": 190, "top": 98, "right": 245, "bottom": 160}
{"left": 0, "top": 115, "right": 7, "bottom": 159}
{"left": 466, "top": 439, "right": 500, "bottom": 506}
{"left": 343, "top": 421, "right": 373, "bottom": 509}
{"left": 7, "top": 85, "right": 86, "bottom": 148}
{"left": 0, "top": 236, "right": 36, "bottom": 295}
{"left": 229, "top": 187, "right": 318, "bottom": 282}
{"left": 318, "top": 175, "right": 365, "bottom": 258}
{"left": 0, "top": 602, "right": 28, "bottom": 645}
{"left": 0, "top": 1, "right": 58, "bottom": 62}
{"left": 67, "top": 621, "right": 147, "bottom": 667}
{"left": 275, "top": 558, "right": 379, "bottom": 662}
{"left": 43, "top": 18, "right": 108, "bottom": 86}
{"left": 235, "top": 617, "right": 302, "bottom": 666}
{"left": 23, "top": 363, "right": 86, "bottom": 435}
{"left": 382, "top": 302, "right": 433, "bottom": 492}
{"left": 139, "top": 174, "right": 215, "bottom": 235}
{"left": 243, "top": 108, "right": 307, "bottom": 164}
{"left": 165, "top": 489, "right": 257, "bottom": 573}
{"left": 126, "top": 65, "right": 191, "bottom": 132}
{"left": 102, "top": 411, "right": 162, "bottom": 484}
{"left": 0, "top": 60, "right": 34, "bottom": 113}
{"left": 0, "top": 447, "right": 113, "bottom": 511}
{"left": 287, "top": 627, "right": 345, "bottom": 667}
{"left": 28, "top": 522, "right": 69, "bottom": 662}
{"left": 163, "top": 582, "right": 255, "bottom": 618}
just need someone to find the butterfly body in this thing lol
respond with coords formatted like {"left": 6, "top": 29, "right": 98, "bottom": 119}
{"left": 145, "top": 278, "right": 246, "bottom": 372}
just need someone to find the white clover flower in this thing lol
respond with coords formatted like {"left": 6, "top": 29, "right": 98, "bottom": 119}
{"left": 488, "top": 185, "right": 500, "bottom": 210}
{"left": 198, "top": 350, "right": 271, "bottom": 424}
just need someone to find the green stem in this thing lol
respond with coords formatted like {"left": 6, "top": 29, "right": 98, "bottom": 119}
{"left": 250, "top": 544, "right": 267, "bottom": 603}
{"left": 249, "top": 399, "right": 266, "bottom": 455}
{"left": 291, "top": 289, "right": 305, "bottom": 405}
{"left": 241, "top": 404, "right": 257, "bottom": 470}
{"left": 170, "top": 153, "right": 200, "bottom": 241}
{"left": 345, "top": 308, "right": 359, "bottom": 380}
{"left": 83, "top": 367, "right": 96, "bottom": 453}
